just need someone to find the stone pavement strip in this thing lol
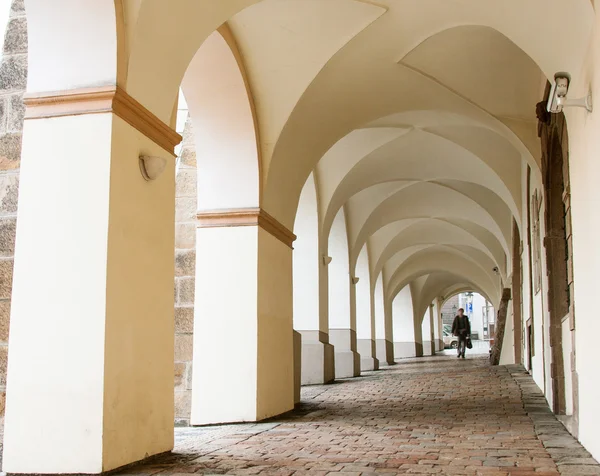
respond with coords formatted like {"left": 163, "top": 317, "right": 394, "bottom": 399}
{"left": 119, "top": 355, "right": 600, "bottom": 476}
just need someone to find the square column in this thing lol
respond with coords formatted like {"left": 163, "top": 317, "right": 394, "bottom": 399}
{"left": 3, "top": 87, "right": 181, "bottom": 474}
{"left": 413, "top": 311, "right": 424, "bottom": 357}
{"left": 191, "top": 210, "right": 295, "bottom": 424}
{"left": 293, "top": 330, "right": 302, "bottom": 404}
{"left": 329, "top": 329, "right": 360, "bottom": 378}
{"left": 357, "top": 339, "right": 379, "bottom": 370}
{"left": 298, "top": 330, "right": 335, "bottom": 385}
{"left": 374, "top": 275, "right": 394, "bottom": 365}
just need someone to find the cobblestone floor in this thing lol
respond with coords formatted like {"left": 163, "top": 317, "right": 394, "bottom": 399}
{"left": 119, "top": 355, "right": 598, "bottom": 475}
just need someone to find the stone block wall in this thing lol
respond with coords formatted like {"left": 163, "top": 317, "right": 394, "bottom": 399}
{"left": 173, "top": 118, "right": 197, "bottom": 425}
{"left": 0, "top": 0, "right": 26, "bottom": 417}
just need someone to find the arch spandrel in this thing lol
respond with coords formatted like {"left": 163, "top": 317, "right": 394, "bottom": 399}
{"left": 25, "top": 0, "right": 121, "bottom": 93}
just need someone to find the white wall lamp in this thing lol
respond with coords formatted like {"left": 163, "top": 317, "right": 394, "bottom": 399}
{"left": 322, "top": 255, "right": 332, "bottom": 266}
{"left": 351, "top": 276, "right": 360, "bottom": 285}
{"left": 139, "top": 155, "right": 167, "bottom": 181}
{"left": 547, "top": 72, "right": 592, "bottom": 113}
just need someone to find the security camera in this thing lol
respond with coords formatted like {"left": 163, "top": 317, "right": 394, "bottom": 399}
{"left": 492, "top": 266, "right": 499, "bottom": 274}
{"left": 547, "top": 72, "right": 592, "bottom": 113}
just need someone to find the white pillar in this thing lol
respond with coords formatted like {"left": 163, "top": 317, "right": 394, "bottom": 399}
{"left": 422, "top": 310, "right": 434, "bottom": 356}
{"left": 429, "top": 304, "right": 436, "bottom": 354}
{"left": 355, "top": 246, "right": 378, "bottom": 371}
{"left": 293, "top": 174, "right": 334, "bottom": 384}
{"left": 374, "top": 274, "right": 394, "bottom": 365}
{"left": 328, "top": 208, "right": 360, "bottom": 378}
{"left": 191, "top": 211, "right": 295, "bottom": 424}
{"left": 392, "top": 285, "right": 417, "bottom": 358}
{"left": 433, "top": 299, "right": 444, "bottom": 351}
{"left": 412, "top": 289, "right": 424, "bottom": 357}
{"left": 3, "top": 93, "right": 179, "bottom": 473}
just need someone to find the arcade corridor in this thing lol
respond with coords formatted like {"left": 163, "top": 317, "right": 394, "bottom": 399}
{"left": 3, "top": 1, "right": 600, "bottom": 473}
{"left": 117, "top": 356, "right": 599, "bottom": 476}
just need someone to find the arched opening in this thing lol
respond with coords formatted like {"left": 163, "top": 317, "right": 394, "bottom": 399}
{"left": 179, "top": 29, "right": 296, "bottom": 426}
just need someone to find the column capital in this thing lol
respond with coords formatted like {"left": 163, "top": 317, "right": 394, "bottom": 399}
{"left": 197, "top": 207, "right": 297, "bottom": 249}
{"left": 23, "top": 86, "right": 182, "bottom": 154}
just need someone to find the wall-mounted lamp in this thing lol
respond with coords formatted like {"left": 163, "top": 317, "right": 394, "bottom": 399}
{"left": 139, "top": 155, "right": 167, "bottom": 181}
{"left": 547, "top": 72, "right": 592, "bottom": 113}
{"left": 351, "top": 276, "right": 360, "bottom": 285}
{"left": 322, "top": 255, "right": 332, "bottom": 266}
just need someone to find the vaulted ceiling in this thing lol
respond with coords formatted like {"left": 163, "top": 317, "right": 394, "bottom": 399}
{"left": 29, "top": 0, "right": 594, "bottom": 309}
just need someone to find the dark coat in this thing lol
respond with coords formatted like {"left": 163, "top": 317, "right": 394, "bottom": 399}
{"left": 452, "top": 315, "right": 471, "bottom": 338}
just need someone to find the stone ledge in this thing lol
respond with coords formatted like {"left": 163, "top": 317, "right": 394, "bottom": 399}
{"left": 508, "top": 365, "right": 600, "bottom": 474}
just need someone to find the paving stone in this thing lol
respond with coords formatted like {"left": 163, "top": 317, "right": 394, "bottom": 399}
{"left": 116, "top": 356, "right": 600, "bottom": 476}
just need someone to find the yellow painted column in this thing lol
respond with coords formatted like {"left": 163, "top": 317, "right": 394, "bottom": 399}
{"left": 2, "top": 88, "right": 180, "bottom": 474}
{"left": 191, "top": 209, "right": 295, "bottom": 425}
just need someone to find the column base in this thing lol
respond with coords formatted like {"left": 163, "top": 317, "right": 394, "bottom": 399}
{"left": 394, "top": 341, "right": 417, "bottom": 359}
{"left": 360, "top": 356, "right": 379, "bottom": 371}
{"left": 300, "top": 338, "right": 335, "bottom": 385}
{"left": 293, "top": 331, "right": 302, "bottom": 404}
{"left": 357, "top": 338, "right": 379, "bottom": 371}
{"left": 329, "top": 329, "right": 360, "bottom": 379}
{"left": 414, "top": 342, "right": 424, "bottom": 357}
{"left": 376, "top": 339, "right": 395, "bottom": 365}
{"left": 422, "top": 341, "right": 435, "bottom": 356}
{"left": 436, "top": 339, "right": 444, "bottom": 352}
{"left": 334, "top": 350, "right": 361, "bottom": 378}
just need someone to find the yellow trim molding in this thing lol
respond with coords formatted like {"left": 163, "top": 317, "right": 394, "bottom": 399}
{"left": 197, "top": 208, "right": 297, "bottom": 249}
{"left": 23, "top": 86, "right": 182, "bottom": 154}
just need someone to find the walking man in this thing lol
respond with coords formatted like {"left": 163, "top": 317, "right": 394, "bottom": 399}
{"left": 452, "top": 308, "right": 471, "bottom": 359}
